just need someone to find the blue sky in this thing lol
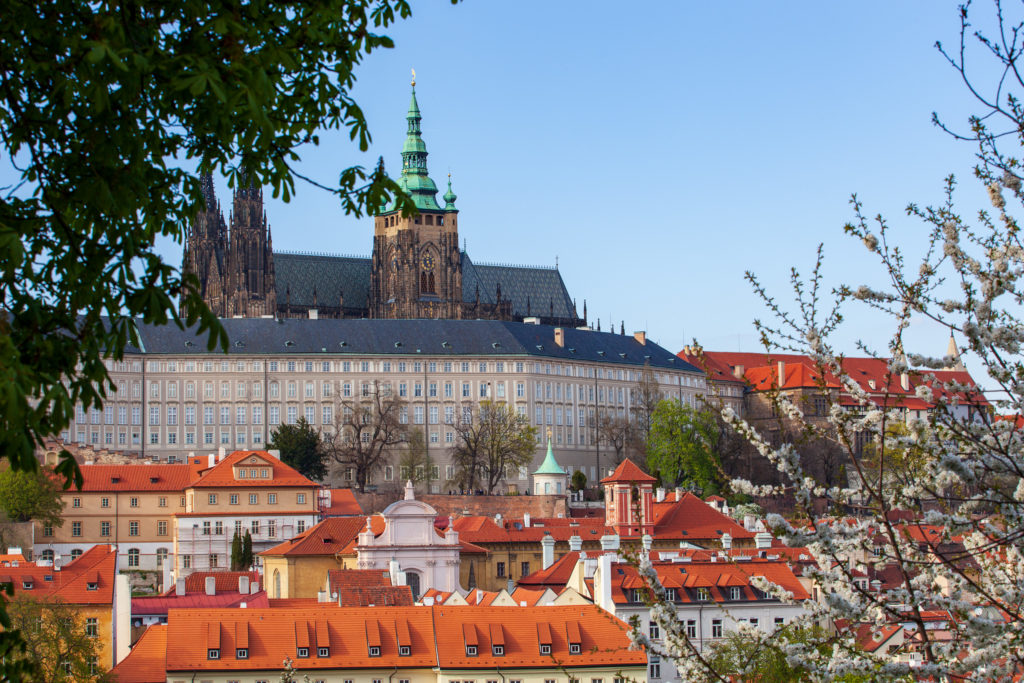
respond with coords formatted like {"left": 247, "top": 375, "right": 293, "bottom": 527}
{"left": 176, "top": 3, "right": 1001, "bottom": 366}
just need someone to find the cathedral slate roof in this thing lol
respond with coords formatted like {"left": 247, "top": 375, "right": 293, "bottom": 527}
{"left": 272, "top": 251, "right": 578, "bottom": 321}
{"left": 274, "top": 252, "right": 371, "bottom": 311}
{"left": 462, "top": 253, "right": 576, "bottom": 320}
{"left": 130, "top": 318, "right": 698, "bottom": 372}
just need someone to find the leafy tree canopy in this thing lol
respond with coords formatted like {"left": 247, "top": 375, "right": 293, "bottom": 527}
{"left": 270, "top": 417, "right": 328, "bottom": 481}
{"left": 0, "top": 465, "right": 65, "bottom": 527}
{"left": 646, "top": 399, "right": 722, "bottom": 493}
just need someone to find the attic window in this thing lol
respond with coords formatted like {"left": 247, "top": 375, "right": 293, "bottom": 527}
{"left": 86, "top": 581, "right": 98, "bottom": 591}
{"left": 540, "top": 644, "right": 551, "bottom": 655}
{"left": 207, "top": 649, "right": 220, "bottom": 660}
{"left": 597, "top": 350, "right": 605, "bottom": 356}
{"left": 569, "top": 643, "right": 581, "bottom": 655}
{"left": 619, "top": 353, "right": 627, "bottom": 359}
{"left": 491, "top": 342, "right": 500, "bottom": 349}
{"left": 111, "top": 476, "right": 120, "bottom": 483}
{"left": 395, "top": 342, "right": 403, "bottom": 348}
{"left": 536, "top": 345, "right": 544, "bottom": 351}
{"left": 318, "top": 647, "right": 329, "bottom": 657}
{"left": 149, "top": 477, "right": 159, "bottom": 483}
{"left": 236, "top": 648, "right": 248, "bottom": 659}
{"left": 368, "top": 646, "right": 380, "bottom": 657}
{"left": 234, "top": 340, "right": 245, "bottom": 348}
{"left": 399, "top": 645, "right": 411, "bottom": 656}
{"left": 297, "top": 647, "right": 309, "bottom": 658}
{"left": 43, "top": 575, "right": 53, "bottom": 582}
{"left": 568, "top": 347, "right": 576, "bottom": 353}
{"left": 184, "top": 340, "right": 194, "bottom": 347}
{"left": 285, "top": 340, "right": 295, "bottom": 347}
{"left": 492, "top": 645, "right": 504, "bottom": 656}
{"left": 339, "top": 341, "right": 347, "bottom": 347}
{"left": 466, "top": 645, "right": 478, "bottom": 657}
{"left": 442, "top": 341, "right": 452, "bottom": 348}
{"left": 21, "top": 580, "right": 32, "bottom": 589}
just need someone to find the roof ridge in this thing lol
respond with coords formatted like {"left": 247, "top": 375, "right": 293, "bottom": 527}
{"left": 474, "top": 260, "right": 558, "bottom": 271}
{"left": 276, "top": 249, "right": 370, "bottom": 260}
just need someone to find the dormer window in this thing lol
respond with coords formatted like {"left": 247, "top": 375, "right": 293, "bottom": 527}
{"left": 236, "top": 648, "right": 248, "bottom": 659}
{"left": 569, "top": 643, "right": 581, "bottom": 655}
{"left": 318, "top": 647, "right": 329, "bottom": 657}
{"left": 466, "top": 645, "right": 477, "bottom": 657}
{"left": 665, "top": 588, "right": 677, "bottom": 601}
{"left": 21, "top": 580, "right": 32, "bottom": 589}
{"left": 86, "top": 582, "right": 98, "bottom": 591}
{"left": 492, "top": 645, "right": 504, "bottom": 656}
{"left": 297, "top": 647, "right": 309, "bottom": 658}
{"left": 540, "top": 644, "right": 551, "bottom": 655}
{"left": 631, "top": 589, "right": 645, "bottom": 603}
{"left": 368, "top": 646, "right": 380, "bottom": 657}
{"left": 730, "top": 586, "right": 742, "bottom": 601}
{"left": 207, "top": 649, "right": 220, "bottom": 660}
{"left": 399, "top": 646, "right": 411, "bottom": 656}
{"left": 697, "top": 588, "right": 711, "bottom": 601}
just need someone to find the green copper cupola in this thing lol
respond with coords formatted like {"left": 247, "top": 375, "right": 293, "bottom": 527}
{"left": 396, "top": 71, "right": 441, "bottom": 211}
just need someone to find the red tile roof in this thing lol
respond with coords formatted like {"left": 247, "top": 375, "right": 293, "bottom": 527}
{"left": 110, "top": 624, "right": 167, "bottom": 683}
{"left": 74, "top": 464, "right": 195, "bottom": 491}
{"left": 608, "top": 557, "right": 809, "bottom": 604}
{"left": 601, "top": 459, "right": 657, "bottom": 484}
{"left": 322, "top": 488, "right": 362, "bottom": 516}
{"left": 190, "top": 450, "right": 319, "bottom": 489}
{"left": 651, "top": 492, "right": 754, "bottom": 540}
{"left": 0, "top": 545, "right": 116, "bottom": 605}
{"left": 326, "top": 569, "right": 391, "bottom": 589}
{"left": 260, "top": 517, "right": 368, "bottom": 557}
{"left": 133, "top": 591, "right": 268, "bottom": 616}
{"left": 518, "top": 551, "right": 583, "bottom": 589}
{"left": 156, "top": 604, "right": 641, "bottom": 672}
{"left": 678, "top": 350, "right": 746, "bottom": 386}
{"left": 336, "top": 586, "right": 414, "bottom": 607}
{"left": 178, "top": 571, "right": 260, "bottom": 595}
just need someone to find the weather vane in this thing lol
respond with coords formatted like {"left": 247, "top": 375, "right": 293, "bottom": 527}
{"left": 547, "top": 427, "right": 552, "bottom": 441}
{"left": 411, "top": 68, "right": 416, "bottom": 87}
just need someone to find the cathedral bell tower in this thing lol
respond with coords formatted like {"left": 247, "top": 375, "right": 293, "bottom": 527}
{"left": 370, "top": 73, "right": 462, "bottom": 319}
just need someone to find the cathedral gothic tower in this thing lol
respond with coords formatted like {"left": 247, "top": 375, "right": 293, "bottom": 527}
{"left": 181, "top": 173, "right": 276, "bottom": 319}
{"left": 370, "top": 80, "right": 464, "bottom": 320}
{"left": 224, "top": 177, "right": 276, "bottom": 317}
{"left": 181, "top": 173, "right": 229, "bottom": 317}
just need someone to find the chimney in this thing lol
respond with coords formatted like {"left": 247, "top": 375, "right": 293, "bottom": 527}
{"left": 267, "top": 449, "right": 280, "bottom": 460}
{"left": 218, "top": 446, "right": 226, "bottom": 461}
{"left": 633, "top": 330, "right": 646, "bottom": 345}
{"left": 568, "top": 535, "right": 582, "bottom": 552}
{"left": 523, "top": 513, "right": 531, "bottom": 528}
{"left": 732, "top": 364, "right": 745, "bottom": 379}
{"left": 900, "top": 372, "right": 910, "bottom": 391}
{"left": 721, "top": 533, "right": 732, "bottom": 550}
{"left": 600, "top": 534, "right": 620, "bottom": 551}
{"left": 596, "top": 553, "right": 614, "bottom": 612}
{"left": 250, "top": 581, "right": 259, "bottom": 594}
{"left": 655, "top": 487, "right": 666, "bottom": 503}
{"left": 317, "top": 590, "right": 328, "bottom": 602}
{"left": 207, "top": 453, "right": 216, "bottom": 468}
{"left": 674, "top": 487, "right": 683, "bottom": 501}
{"left": 494, "top": 513, "right": 502, "bottom": 525}
{"left": 424, "top": 596, "right": 435, "bottom": 606}
{"left": 554, "top": 328, "right": 565, "bottom": 348}
{"left": 238, "top": 575, "right": 250, "bottom": 594}
{"left": 389, "top": 557, "right": 401, "bottom": 586}
{"left": 175, "top": 578, "right": 185, "bottom": 596}
{"left": 744, "top": 514, "right": 755, "bottom": 531}
{"left": 755, "top": 532, "right": 773, "bottom": 549}
{"left": 308, "top": 309, "right": 319, "bottom": 320}
{"left": 205, "top": 576, "right": 216, "bottom": 596}
{"left": 641, "top": 534, "right": 653, "bottom": 554}
{"left": 541, "top": 534, "right": 555, "bottom": 570}
{"left": 777, "top": 361, "right": 785, "bottom": 387}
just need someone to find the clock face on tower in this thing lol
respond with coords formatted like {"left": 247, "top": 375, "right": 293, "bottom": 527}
{"left": 420, "top": 254, "right": 435, "bottom": 271}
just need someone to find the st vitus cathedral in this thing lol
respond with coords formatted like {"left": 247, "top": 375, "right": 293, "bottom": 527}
{"left": 182, "top": 79, "right": 584, "bottom": 327}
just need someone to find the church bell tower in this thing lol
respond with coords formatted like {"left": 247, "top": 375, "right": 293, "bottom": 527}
{"left": 371, "top": 73, "right": 462, "bottom": 319}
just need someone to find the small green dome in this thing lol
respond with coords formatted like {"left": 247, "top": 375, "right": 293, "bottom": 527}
{"left": 533, "top": 438, "right": 566, "bottom": 476}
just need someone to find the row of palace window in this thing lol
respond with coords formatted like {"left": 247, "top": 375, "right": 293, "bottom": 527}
{"left": 202, "top": 492, "right": 306, "bottom": 506}
{"left": 68, "top": 495, "right": 184, "bottom": 508}
{"left": 140, "top": 359, "right": 527, "bottom": 374}
{"left": 36, "top": 547, "right": 168, "bottom": 568}
{"left": 51, "top": 519, "right": 170, "bottom": 538}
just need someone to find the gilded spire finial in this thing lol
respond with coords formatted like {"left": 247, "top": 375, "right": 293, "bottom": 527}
{"left": 411, "top": 68, "right": 416, "bottom": 87}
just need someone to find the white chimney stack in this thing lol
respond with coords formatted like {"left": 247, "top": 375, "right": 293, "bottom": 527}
{"left": 541, "top": 534, "right": 555, "bottom": 570}
{"left": 238, "top": 575, "right": 250, "bottom": 594}
{"left": 755, "top": 532, "right": 773, "bottom": 549}
{"left": 175, "top": 578, "right": 185, "bottom": 596}
{"left": 568, "top": 535, "right": 582, "bottom": 552}
{"left": 777, "top": 361, "right": 785, "bottom": 387}
{"left": 205, "top": 576, "right": 216, "bottom": 596}
{"left": 721, "top": 533, "right": 732, "bottom": 550}
{"left": 655, "top": 487, "right": 666, "bottom": 503}
{"left": 523, "top": 513, "right": 531, "bottom": 528}
{"left": 600, "top": 534, "right": 620, "bottom": 551}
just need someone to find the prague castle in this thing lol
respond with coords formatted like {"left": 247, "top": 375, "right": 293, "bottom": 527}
{"left": 182, "top": 80, "right": 584, "bottom": 327}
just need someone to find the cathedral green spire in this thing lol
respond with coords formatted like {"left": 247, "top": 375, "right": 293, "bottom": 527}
{"left": 443, "top": 173, "right": 458, "bottom": 211}
{"left": 395, "top": 76, "right": 441, "bottom": 211}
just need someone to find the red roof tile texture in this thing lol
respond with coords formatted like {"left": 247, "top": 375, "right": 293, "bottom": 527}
{"left": 0, "top": 545, "right": 116, "bottom": 605}
{"left": 190, "top": 450, "right": 318, "bottom": 488}
{"left": 322, "top": 488, "right": 362, "bottom": 516}
{"left": 110, "top": 624, "right": 167, "bottom": 683}
{"left": 608, "top": 558, "right": 809, "bottom": 604}
{"left": 260, "top": 517, "right": 367, "bottom": 557}
{"left": 74, "top": 464, "right": 194, "bottom": 491}
{"left": 601, "top": 459, "right": 658, "bottom": 484}
{"left": 180, "top": 570, "right": 260, "bottom": 594}
{"left": 133, "top": 591, "right": 269, "bottom": 616}
{"left": 164, "top": 605, "right": 643, "bottom": 672}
